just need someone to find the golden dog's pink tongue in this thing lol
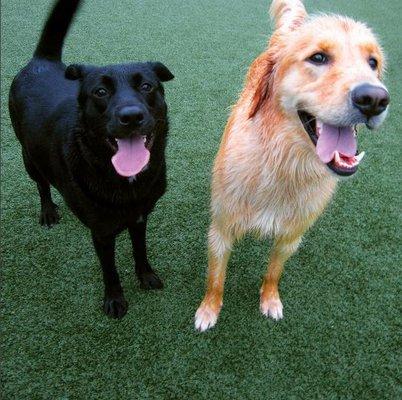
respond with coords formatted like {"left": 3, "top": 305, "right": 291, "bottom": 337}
{"left": 316, "top": 123, "right": 357, "bottom": 164}
{"left": 111, "top": 137, "right": 150, "bottom": 177}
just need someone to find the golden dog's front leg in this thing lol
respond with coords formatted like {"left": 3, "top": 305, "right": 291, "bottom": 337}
{"left": 260, "top": 235, "right": 302, "bottom": 320}
{"left": 195, "top": 223, "right": 233, "bottom": 332}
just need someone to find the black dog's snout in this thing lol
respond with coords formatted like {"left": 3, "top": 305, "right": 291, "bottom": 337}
{"left": 117, "top": 106, "right": 144, "bottom": 127}
{"left": 351, "top": 84, "right": 389, "bottom": 118}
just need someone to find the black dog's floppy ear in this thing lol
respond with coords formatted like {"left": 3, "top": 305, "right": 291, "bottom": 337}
{"left": 65, "top": 64, "right": 92, "bottom": 80}
{"left": 148, "top": 62, "right": 174, "bottom": 82}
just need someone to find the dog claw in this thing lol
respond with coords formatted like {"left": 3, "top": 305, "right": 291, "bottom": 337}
{"left": 138, "top": 272, "right": 163, "bottom": 290}
{"left": 260, "top": 297, "right": 283, "bottom": 321}
{"left": 39, "top": 204, "right": 60, "bottom": 228}
{"left": 194, "top": 303, "right": 220, "bottom": 332}
{"left": 103, "top": 296, "right": 128, "bottom": 319}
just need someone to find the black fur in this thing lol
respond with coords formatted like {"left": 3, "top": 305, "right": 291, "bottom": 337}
{"left": 9, "top": 0, "right": 174, "bottom": 318}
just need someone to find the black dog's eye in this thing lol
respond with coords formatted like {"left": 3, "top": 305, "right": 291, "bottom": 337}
{"left": 94, "top": 88, "right": 108, "bottom": 97}
{"left": 308, "top": 52, "right": 329, "bottom": 65}
{"left": 141, "top": 83, "right": 152, "bottom": 92}
{"left": 368, "top": 57, "right": 378, "bottom": 70}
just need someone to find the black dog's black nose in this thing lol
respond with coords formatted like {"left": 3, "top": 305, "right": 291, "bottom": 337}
{"left": 351, "top": 84, "right": 389, "bottom": 118}
{"left": 117, "top": 106, "right": 144, "bottom": 127}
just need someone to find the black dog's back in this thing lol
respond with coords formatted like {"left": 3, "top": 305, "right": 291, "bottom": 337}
{"left": 9, "top": 0, "right": 80, "bottom": 143}
{"left": 10, "top": 60, "right": 77, "bottom": 142}
{"left": 9, "top": 0, "right": 174, "bottom": 319}
{"left": 9, "top": 56, "right": 80, "bottom": 191}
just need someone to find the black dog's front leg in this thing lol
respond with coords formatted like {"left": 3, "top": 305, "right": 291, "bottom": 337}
{"left": 91, "top": 233, "right": 128, "bottom": 318}
{"left": 129, "top": 216, "right": 163, "bottom": 290}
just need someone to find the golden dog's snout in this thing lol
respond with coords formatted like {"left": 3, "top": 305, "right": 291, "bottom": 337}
{"left": 351, "top": 84, "right": 390, "bottom": 118}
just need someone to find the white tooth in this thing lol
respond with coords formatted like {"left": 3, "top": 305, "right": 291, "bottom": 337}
{"left": 355, "top": 151, "right": 365, "bottom": 163}
{"left": 334, "top": 151, "right": 341, "bottom": 164}
{"left": 316, "top": 119, "right": 322, "bottom": 136}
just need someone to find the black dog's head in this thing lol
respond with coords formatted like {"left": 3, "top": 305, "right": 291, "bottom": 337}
{"left": 65, "top": 62, "right": 174, "bottom": 177}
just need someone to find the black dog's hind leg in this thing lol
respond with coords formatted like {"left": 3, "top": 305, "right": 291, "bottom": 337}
{"left": 129, "top": 216, "right": 163, "bottom": 290}
{"left": 22, "top": 150, "right": 60, "bottom": 227}
{"left": 92, "top": 233, "right": 128, "bottom": 319}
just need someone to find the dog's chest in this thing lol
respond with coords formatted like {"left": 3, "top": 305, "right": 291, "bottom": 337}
{"left": 215, "top": 121, "right": 338, "bottom": 237}
{"left": 63, "top": 179, "right": 152, "bottom": 230}
{"left": 215, "top": 156, "right": 336, "bottom": 237}
{"left": 250, "top": 175, "right": 335, "bottom": 235}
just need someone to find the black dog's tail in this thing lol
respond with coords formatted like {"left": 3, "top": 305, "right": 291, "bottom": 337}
{"left": 34, "top": 0, "right": 81, "bottom": 61}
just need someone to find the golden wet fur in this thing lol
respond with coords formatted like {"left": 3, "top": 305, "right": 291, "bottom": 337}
{"left": 195, "top": 0, "right": 387, "bottom": 331}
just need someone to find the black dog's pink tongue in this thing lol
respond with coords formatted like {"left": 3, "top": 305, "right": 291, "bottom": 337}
{"left": 111, "top": 136, "right": 150, "bottom": 177}
{"left": 316, "top": 123, "right": 357, "bottom": 163}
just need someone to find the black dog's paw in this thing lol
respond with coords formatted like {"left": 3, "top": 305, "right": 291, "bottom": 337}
{"left": 138, "top": 271, "right": 164, "bottom": 290}
{"left": 103, "top": 296, "right": 128, "bottom": 319}
{"left": 39, "top": 204, "right": 60, "bottom": 228}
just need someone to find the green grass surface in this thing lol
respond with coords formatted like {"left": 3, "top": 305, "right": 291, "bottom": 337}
{"left": 1, "top": 0, "right": 401, "bottom": 398}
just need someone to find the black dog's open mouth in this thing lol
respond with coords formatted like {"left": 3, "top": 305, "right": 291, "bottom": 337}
{"left": 298, "top": 111, "right": 365, "bottom": 176}
{"left": 107, "top": 133, "right": 154, "bottom": 178}
{"left": 106, "top": 134, "right": 153, "bottom": 152}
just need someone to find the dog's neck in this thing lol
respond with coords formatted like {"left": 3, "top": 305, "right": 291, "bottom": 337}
{"left": 73, "top": 125, "right": 114, "bottom": 172}
{"left": 67, "top": 123, "right": 141, "bottom": 208}
{"left": 254, "top": 96, "right": 336, "bottom": 184}
{"left": 69, "top": 117, "right": 167, "bottom": 191}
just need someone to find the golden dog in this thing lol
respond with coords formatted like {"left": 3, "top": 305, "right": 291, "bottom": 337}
{"left": 195, "top": 0, "right": 390, "bottom": 331}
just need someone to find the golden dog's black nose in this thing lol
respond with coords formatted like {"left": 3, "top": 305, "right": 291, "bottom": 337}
{"left": 352, "top": 84, "right": 390, "bottom": 118}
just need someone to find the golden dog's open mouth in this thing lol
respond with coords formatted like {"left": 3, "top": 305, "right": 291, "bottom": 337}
{"left": 298, "top": 111, "right": 365, "bottom": 176}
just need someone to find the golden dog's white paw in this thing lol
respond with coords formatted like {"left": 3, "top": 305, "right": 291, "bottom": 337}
{"left": 194, "top": 303, "right": 220, "bottom": 332}
{"left": 260, "top": 297, "right": 283, "bottom": 320}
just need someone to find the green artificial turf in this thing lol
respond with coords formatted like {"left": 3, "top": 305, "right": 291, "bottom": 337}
{"left": 1, "top": 0, "right": 401, "bottom": 398}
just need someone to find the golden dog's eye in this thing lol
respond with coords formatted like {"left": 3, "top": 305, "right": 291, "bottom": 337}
{"left": 308, "top": 52, "right": 329, "bottom": 65}
{"left": 368, "top": 57, "right": 378, "bottom": 70}
{"left": 94, "top": 88, "right": 108, "bottom": 97}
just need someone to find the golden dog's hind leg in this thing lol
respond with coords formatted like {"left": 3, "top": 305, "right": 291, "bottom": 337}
{"left": 260, "top": 235, "right": 302, "bottom": 320}
{"left": 195, "top": 223, "right": 233, "bottom": 332}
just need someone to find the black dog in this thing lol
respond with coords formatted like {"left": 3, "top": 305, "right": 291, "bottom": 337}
{"left": 9, "top": 0, "right": 174, "bottom": 318}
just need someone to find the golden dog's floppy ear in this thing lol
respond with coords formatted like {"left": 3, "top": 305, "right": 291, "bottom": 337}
{"left": 248, "top": 1, "right": 307, "bottom": 118}
{"left": 249, "top": 51, "right": 276, "bottom": 118}
{"left": 270, "top": 0, "right": 307, "bottom": 33}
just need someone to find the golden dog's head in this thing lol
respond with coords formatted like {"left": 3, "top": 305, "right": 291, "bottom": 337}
{"left": 251, "top": 0, "right": 390, "bottom": 176}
